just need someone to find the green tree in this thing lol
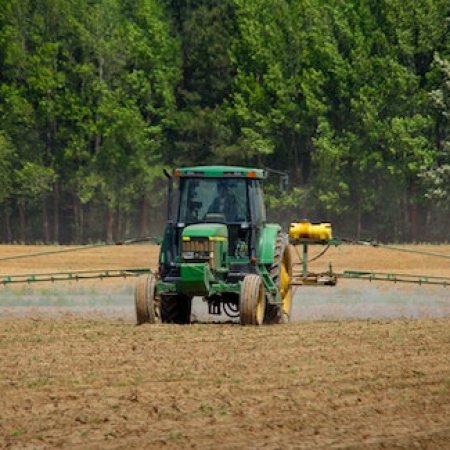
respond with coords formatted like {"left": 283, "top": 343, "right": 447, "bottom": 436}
{"left": 15, "top": 162, "right": 57, "bottom": 243}
{"left": 166, "top": 0, "right": 236, "bottom": 165}
{"left": 0, "top": 132, "right": 16, "bottom": 241}
{"left": 420, "top": 54, "right": 450, "bottom": 211}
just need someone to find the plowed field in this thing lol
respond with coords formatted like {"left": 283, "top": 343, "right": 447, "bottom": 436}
{"left": 0, "top": 244, "right": 449, "bottom": 449}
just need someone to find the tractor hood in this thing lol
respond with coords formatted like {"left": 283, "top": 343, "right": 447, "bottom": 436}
{"left": 182, "top": 223, "right": 228, "bottom": 240}
{"left": 179, "top": 223, "right": 229, "bottom": 296}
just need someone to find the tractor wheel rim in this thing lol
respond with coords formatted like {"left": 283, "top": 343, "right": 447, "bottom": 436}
{"left": 280, "top": 261, "right": 292, "bottom": 318}
{"left": 154, "top": 300, "right": 161, "bottom": 323}
{"left": 256, "top": 284, "right": 265, "bottom": 324}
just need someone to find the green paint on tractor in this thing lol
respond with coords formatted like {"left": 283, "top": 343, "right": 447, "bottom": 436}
{"left": 182, "top": 223, "right": 228, "bottom": 239}
{"left": 135, "top": 165, "right": 293, "bottom": 326}
{"left": 175, "top": 166, "right": 265, "bottom": 179}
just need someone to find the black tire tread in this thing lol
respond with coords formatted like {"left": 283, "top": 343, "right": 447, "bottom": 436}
{"left": 161, "top": 295, "right": 192, "bottom": 324}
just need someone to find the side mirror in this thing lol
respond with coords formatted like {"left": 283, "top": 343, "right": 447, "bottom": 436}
{"left": 265, "top": 168, "right": 289, "bottom": 191}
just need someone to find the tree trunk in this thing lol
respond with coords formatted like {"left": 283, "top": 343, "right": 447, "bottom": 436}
{"left": 425, "top": 209, "right": 432, "bottom": 242}
{"left": 409, "top": 202, "right": 418, "bottom": 242}
{"left": 356, "top": 206, "right": 362, "bottom": 241}
{"left": 42, "top": 197, "right": 50, "bottom": 243}
{"left": 140, "top": 196, "right": 149, "bottom": 237}
{"left": 5, "top": 204, "right": 12, "bottom": 243}
{"left": 53, "top": 183, "right": 60, "bottom": 243}
{"left": 293, "top": 139, "right": 300, "bottom": 185}
{"left": 403, "top": 190, "right": 409, "bottom": 242}
{"left": 106, "top": 207, "right": 114, "bottom": 242}
{"left": 117, "top": 207, "right": 123, "bottom": 242}
{"left": 80, "top": 203, "right": 84, "bottom": 243}
{"left": 18, "top": 201, "right": 26, "bottom": 244}
{"left": 409, "top": 184, "right": 418, "bottom": 242}
{"left": 73, "top": 195, "right": 81, "bottom": 243}
{"left": 125, "top": 212, "right": 131, "bottom": 239}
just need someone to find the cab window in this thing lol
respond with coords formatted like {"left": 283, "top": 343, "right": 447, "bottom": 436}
{"left": 178, "top": 178, "right": 249, "bottom": 223}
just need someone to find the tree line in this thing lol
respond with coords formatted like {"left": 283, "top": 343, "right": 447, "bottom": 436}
{"left": 0, "top": 0, "right": 449, "bottom": 243}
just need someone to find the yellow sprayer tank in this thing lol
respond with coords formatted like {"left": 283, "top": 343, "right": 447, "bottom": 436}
{"left": 289, "top": 220, "right": 332, "bottom": 241}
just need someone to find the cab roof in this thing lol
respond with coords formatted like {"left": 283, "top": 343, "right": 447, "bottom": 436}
{"left": 174, "top": 166, "right": 265, "bottom": 179}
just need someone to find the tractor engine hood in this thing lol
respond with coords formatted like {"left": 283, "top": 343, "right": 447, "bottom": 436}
{"left": 181, "top": 223, "right": 228, "bottom": 265}
{"left": 182, "top": 223, "right": 228, "bottom": 241}
{"left": 179, "top": 223, "right": 228, "bottom": 296}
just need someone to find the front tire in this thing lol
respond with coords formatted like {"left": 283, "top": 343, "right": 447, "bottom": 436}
{"left": 240, "top": 274, "right": 266, "bottom": 325}
{"left": 135, "top": 274, "right": 160, "bottom": 325}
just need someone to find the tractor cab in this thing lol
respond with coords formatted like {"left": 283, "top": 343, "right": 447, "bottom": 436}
{"left": 177, "top": 169, "right": 266, "bottom": 261}
{"left": 159, "top": 166, "right": 268, "bottom": 283}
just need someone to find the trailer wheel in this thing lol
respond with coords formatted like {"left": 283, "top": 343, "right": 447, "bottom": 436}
{"left": 265, "top": 233, "right": 293, "bottom": 324}
{"left": 161, "top": 295, "right": 192, "bottom": 324}
{"left": 135, "top": 274, "right": 160, "bottom": 325}
{"left": 240, "top": 274, "right": 265, "bottom": 325}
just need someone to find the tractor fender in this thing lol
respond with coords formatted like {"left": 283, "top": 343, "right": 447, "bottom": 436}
{"left": 257, "top": 224, "right": 282, "bottom": 264}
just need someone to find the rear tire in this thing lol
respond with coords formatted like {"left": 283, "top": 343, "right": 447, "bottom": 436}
{"left": 135, "top": 274, "right": 160, "bottom": 325}
{"left": 161, "top": 295, "right": 192, "bottom": 324}
{"left": 240, "top": 274, "right": 265, "bottom": 325}
{"left": 265, "top": 233, "right": 293, "bottom": 324}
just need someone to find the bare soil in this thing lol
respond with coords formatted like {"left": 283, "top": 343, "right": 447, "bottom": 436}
{"left": 1, "top": 319, "right": 449, "bottom": 449}
{"left": 0, "top": 242, "right": 448, "bottom": 278}
{"left": 0, "top": 243, "right": 449, "bottom": 448}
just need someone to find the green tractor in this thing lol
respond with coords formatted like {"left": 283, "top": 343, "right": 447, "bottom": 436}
{"left": 135, "top": 166, "right": 293, "bottom": 325}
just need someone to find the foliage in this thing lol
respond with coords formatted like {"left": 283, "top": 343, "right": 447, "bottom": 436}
{"left": 0, "top": 0, "right": 448, "bottom": 242}
{"left": 0, "top": 132, "right": 16, "bottom": 203}
{"left": 419, "top": 54, "right": 450, "bottom": 208}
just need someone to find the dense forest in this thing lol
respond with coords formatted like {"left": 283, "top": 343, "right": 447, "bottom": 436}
{"left": 0, "top": 0, "right": 449, "bottom": 243}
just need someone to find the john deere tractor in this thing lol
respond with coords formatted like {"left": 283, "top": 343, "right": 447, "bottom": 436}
{"left": 135, "top": 166, "right": 293, "bottom": 325}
